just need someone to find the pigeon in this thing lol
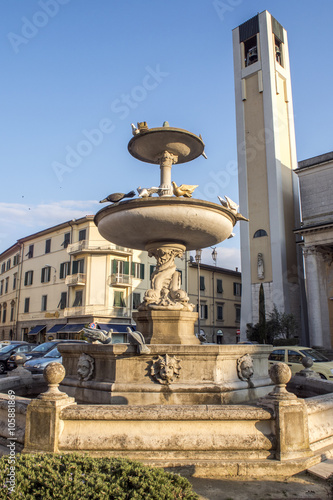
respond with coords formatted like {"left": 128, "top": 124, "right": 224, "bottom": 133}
{"left": 137, "top": 186, "right": 168, "bottom": 197}
{"left": 131, "top": 123, "right": 140, "bottom": 135}
{"left": 171, "top": 181, "right": 198, "bottom": 198}
{"left": 99, "top": 191, "right": 136, "bottom": 203}
{"left": 126, "top": 327, "right": 150, "bottom": 354}
{"left": 198, "top": 135, "right": 208, "bottom": 159}
{"left": 217, "top": 195, "right": 249, "bottom": 222}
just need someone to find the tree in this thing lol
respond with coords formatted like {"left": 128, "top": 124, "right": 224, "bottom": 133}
{"left": 246, "top": 304, "right": 298, "bottom": 344}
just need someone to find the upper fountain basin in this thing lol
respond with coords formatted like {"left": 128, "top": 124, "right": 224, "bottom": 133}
{"left": 128, "top": 127, "right": 204, "bottom": 164}
{"left": 95, "top": 197, "right": 236, "bottom": 251}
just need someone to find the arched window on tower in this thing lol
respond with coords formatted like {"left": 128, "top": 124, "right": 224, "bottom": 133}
{"left": 254, "top": 229, "right": 268, "bottom": 238}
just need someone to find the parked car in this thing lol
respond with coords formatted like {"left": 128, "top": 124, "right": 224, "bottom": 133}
{"left": 23, "top": 347, "right": 62, "bottom": 374}
{"left": 0, "top": 342, "right": 37, "bottom": 374}
{"left": 0, "top": 341, "right": 11, "bottom": 351}
{"left": 268, "top": 346, "right": 333, "bottom": 380}
{"left": 7, "top": 339, "right": 88, "bottom": 370}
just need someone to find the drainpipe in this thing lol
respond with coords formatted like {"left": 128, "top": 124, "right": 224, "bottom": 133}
{"left": 16, "top": 243, "right": 24, "bottom": 340}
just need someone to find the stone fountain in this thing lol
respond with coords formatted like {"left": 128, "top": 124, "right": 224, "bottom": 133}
{"left": 60, "top": 122, "right": 272, "bottom": 405}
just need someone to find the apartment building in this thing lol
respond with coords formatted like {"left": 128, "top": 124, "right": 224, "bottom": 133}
{"left": 0, "top": 243, "right": 21, "bottom": 340}
{"left": 0, "top": 216, "right": 185, "bottom": 343}
{"left": 188, "top": 262, "right": 242, "bottom": 344}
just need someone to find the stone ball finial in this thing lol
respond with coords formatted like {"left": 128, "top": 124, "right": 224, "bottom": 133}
{"left": 302, "top": 356, "right": 313, "bottom": 369}
{"left": 43, "top": 362, "right": 66, "bottom": 385}
{"left": 38, "top": 362, "right": 69, "bottom": 400}
{"left": 269, "top": 363, "right": 292, "bottom": 386}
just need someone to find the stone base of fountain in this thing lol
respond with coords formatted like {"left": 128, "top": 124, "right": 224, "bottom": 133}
{"left": 132, "top": 310, "right": 200, "bottom": 345}
{"left": 59, "top": 343, "right": 273, "bottom": 405}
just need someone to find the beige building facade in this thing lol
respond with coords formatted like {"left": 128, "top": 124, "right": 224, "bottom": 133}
{"left": 233, "top": 11, "right": 303, "bottom": 339}
{"left": 295, "top": 152, "right": 333, "bottom": 348}
{"left": 188, "top": 262, "right": 242, "bottom": 344}
{"left": 0, "top": 216, "right": 185, "bottom": 343}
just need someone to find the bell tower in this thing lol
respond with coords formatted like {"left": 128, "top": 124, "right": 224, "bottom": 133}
{"left": 232, "top": 11, "right": 302, "bottom": 337}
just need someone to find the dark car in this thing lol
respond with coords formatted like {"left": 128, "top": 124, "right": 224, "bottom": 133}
{"left": 0, "top": 342, "right": 36, "bottom": 374}
{"left": 24, "top": 347, "right": 63, "bottom": 374}
{"left": 7, "top": 339, "right": 88, "bottom": 370}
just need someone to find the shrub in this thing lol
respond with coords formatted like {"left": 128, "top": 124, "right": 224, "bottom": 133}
{"left": 0, "top": 453, "right": 199, "bottom": 499}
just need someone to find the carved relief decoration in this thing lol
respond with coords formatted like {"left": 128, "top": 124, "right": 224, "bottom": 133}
{"left": 237, "top": 353, "right": 254, "bottom": 382}
{"left": 77, "top": 353, "right": 95, "bottom": 381}
{"left": 150, "top": 354, "right": 181, "bottom": 385}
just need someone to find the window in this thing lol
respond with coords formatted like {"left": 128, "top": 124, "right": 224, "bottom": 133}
{"left": 72, "top": 259, "right": 84, "bottom": 274}
{"left": 41, "top": 266, "right": 51, "bottom": 283}
{"left": 133, "top": 293, "right": 141, "bottom": 310}
{"left": 131, "top": 262, "right": 145, "bottom": 279}
{"left": 10, "top": 303, "right": 15, "bottom": 322}
{"left": 217, "top": 304, "right": 224, "bottom": 321}
{"left": 268, "top": 350, "right": 285, "bottom": 362}
{"left": 45, "top": 239, "right": 51, "bottom": 254}
{"left": 27, "top": 244, "right": 34, "bottom": 259}
{"left": 114, "top": 291, "right": 126, "bottom": 308}
{"left": 235, "top": 305, "right": 241, "bottom": 323}
{"left": 288, "top": 350, "right": 303, "bottom": 364}
{"left": 58, "top": 292, "right": 67, "bottom": 310}
{"left": 176, "top": 269, "right": 182, "bottom": 285}
{"left": 274, "top": 36, "right": 283, "bottom": 66}
{"left": 13, "top": 254, "right": 20, "bottom": 266}
{"left": 72, "top": 290, "right": 83, "bottom": 307}
{"left": 6, "top": 259, "right": 11, "bottom": 271}
{"left": 41, "top": 295, "right": 47, "bottom": 311}
{"left": 244, "top": 35, "right": 258, "bottom": 67}
{"left": 217, "top": 279, "right": 223, "bottom": 294}
{"left": 233, "top": 282, "right": 242, "bottom": 296}
{"left": 13, "top": 273, "right": 17, "bottom": 290}
{"left": 150, "top": 265, "right": 156, "bottom": 278}
{"left": 112, "top": 259, "right": 129, "bottom": 275}
{"left": 1, "top": 263, "right": 5, "bottom": 274}
{"left": 59, "top": 262, "right": 70, "bottom": 279}
{"left": 5, "top": 278, "right": 9, "bottom": 293}
{"left": 0, "top": 281, "right": 3, "bottom": 295}
{"left": 24, "top": 270, "right": 33, "bottom": 286}
{"left": 254, "top": 229, "right": 268, "bottom": 238}
{"left": 24, "top": 298, "right": 30, "bottom": 313}
{"left": 62, "top": 232, "right": 70, "bottom": 248}
{"left": 2, "top": 304, "right": 7, "bottom": 323}
{"left": 200, "top": 276, "right": 205, "bottom": 291}
{"left": 198, "top": 303, "right": 208, "bottom": 319}
{"left": 78, "top": 229, "right": 86, "bottom": 241}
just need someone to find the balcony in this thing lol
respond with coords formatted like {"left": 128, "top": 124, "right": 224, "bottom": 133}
{"left": 64, "top": 305, "right": 130, "bottom": 318}
{"left": 65, "top": 273, "right": 86, "bottom": 286}
{"left": 67, "top": 240, "right": 132, "bottom": 256}
{"left": 108, "top": 274, "right": 133, "bottom": 287}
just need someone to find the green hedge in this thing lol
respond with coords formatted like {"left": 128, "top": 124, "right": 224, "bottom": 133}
{"left": 0, "top": 453, "right": 199, "bottom": 499}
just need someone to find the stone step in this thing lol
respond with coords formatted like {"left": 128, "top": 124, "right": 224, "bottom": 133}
{"left": 307, "top": 459, "right": 333, "bottom": 480}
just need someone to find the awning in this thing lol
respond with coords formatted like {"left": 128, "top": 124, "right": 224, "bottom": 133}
{"left": 28, "top": 325, "right": 46, "bottom": 335}
{"left": 97, "top": 324, "right": 135, "bottom": 333}
{"left": 58, "top": 324, "right": 86, "bottom": 334}
{"left": 47, "top": 324, "right": 66, "bottom": 334}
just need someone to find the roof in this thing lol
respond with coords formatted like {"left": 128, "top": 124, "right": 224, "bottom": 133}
{"left": 190, "top": 262, "right": 241, "bottom": 276}
{"left": 297, "top": 151, "right": 333, "bottom": 171}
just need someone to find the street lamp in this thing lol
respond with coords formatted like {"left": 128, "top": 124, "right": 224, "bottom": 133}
{"left": 211, "top": 247, "right": 217, "bottom": 265}
{"left": 195, "top": 249, "right": 202, "bottom": 337}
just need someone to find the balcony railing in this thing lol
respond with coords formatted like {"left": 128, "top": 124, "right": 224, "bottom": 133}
{"left": 64, "top": 305, "right": 130, "bottom": 318}
{"left": 65, "top": 273, "right": 86, "bottom": 286}
{"left": 108, "top": 274, "right": 133, "bottom": 287}
{"left": 67, "top": 240, "right": 132, "bottom": 255}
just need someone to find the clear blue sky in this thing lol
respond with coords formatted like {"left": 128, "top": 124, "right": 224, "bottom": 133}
{"left": 0, "top": 0, "right": 332, "bottom": 269}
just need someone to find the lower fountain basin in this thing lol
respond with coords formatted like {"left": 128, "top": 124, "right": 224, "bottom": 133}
{"left": 94, "top": 198, "right": 235, "bottom": 251}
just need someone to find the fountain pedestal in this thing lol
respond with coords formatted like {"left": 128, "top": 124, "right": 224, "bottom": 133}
{"left": 133, "top": 310, "right": 200, "bottom": 345}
